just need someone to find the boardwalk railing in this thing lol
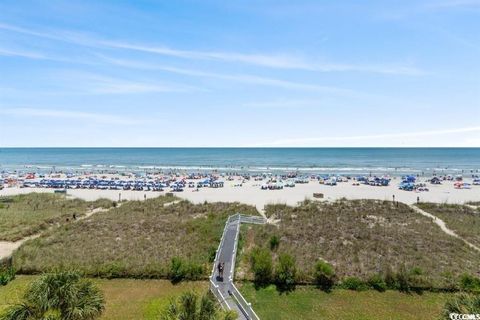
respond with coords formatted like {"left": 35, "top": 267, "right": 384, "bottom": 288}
{"left": 209, "top": 279, "right": 231, "bottom": 311}
{"left": 209, "top": 213, "right": 266, "bottom": 319}
{"left": 230, "top": 282, "right": 261, "bottom": 320}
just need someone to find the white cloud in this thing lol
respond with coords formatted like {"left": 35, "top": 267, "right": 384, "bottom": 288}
{"left": 97, "top": 56, "right": 367, "bottom": 95}
{"left": 78, "top": 74, "right": 191, "bottom": 94}
{"left": 0, "top": 22, "right": 425, "bottom": 76}
{"left": 0, "top": 47, "right": 46, "bottom": 59}
{"left": 243, "top": 99, "right": 324, "bottom": 108}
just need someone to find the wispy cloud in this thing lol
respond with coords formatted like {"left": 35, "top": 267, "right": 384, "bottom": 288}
{"left": 0, "top": 107, "right": 144, "bottom": 125}
{"left": 261, "top": 126, "right": 480, "bottom": 146}
{"left": 243, "top": 99, "right": 324, "bottom": 108}
{"left": 0, "top": 22, "right": 425, "bottom": 76}
{"left": 38, "top": 71, "right": 199, "bottom": 95}
{"left": 77, "top": 74, "right": 192, "bottom": 94}
{"left": 0, "top": 47, "right": 46, "bottom": 59}
{"left": 97, "top": 56, "right": 368, "bottom": 95}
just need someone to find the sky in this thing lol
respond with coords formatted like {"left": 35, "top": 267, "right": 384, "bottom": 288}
{"left": 0, "top": 0, "right": 479, "bottom": 147}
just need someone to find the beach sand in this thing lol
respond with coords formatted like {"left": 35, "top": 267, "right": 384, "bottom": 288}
{"left": 1, "top": 178, "right": 479, "bottom": 212}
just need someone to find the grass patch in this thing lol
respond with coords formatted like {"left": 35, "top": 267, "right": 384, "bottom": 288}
{"left": 417, "top": 203, "right": 480, "bottom": 248}
{"left": 0, "top": 193, "right": 113, "bottom": 241}
{"left": 240, "top": 200, "right": 480, "bottom": 287}
{"left": 0, "top": 275, "right": 207, "bottom": 320}
{"left": 239, "top": 282, "right": 452, "bottom": 320}
{"left": 13, "top": 197, "right": 258, "bottom": 279}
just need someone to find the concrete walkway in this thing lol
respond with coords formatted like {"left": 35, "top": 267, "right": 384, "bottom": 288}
{"left": 210, "top": 214, "right": 266, "bottom": 320}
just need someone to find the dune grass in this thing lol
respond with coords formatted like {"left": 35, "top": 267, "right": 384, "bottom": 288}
{"left": 466, "top": 201, "right": 480, "bottom": 206}
{"left": 0, "top": 193, "right": 113, "bottom": 241}
{"left": 0, "top": 275, "right": 207, "bottom": 320}
{"left": 238, "top": 200, "right": 480, "bottom": 286}
{"left": 239, "top": 282, "right": 451, "bottom": 320}
{"left": 13, "top": 197, "right": 259, "bottom": 278}
{"left": 417, "top": 203, "right": 480, "bottom": 248}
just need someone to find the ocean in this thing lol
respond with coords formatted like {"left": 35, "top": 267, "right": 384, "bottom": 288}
{"left": 1, "top": 148, "right": 479, "bottom": 176}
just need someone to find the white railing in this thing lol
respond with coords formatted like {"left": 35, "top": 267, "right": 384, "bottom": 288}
{"left": 230, "top": 283, "right": 260, "bottom": 320}
{"left": 239, "top": 215, "right": 267, "bottom": 225}
{"left": 209, "top": 278, "right": 230, "bottom": 311}
{"left": 230, "top": 219, "right": 241, "bottom": 276}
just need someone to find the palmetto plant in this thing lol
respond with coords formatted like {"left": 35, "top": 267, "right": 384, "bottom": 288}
{"left": 0, "top": 271, "right": 104, "bottom": 320}
{"left": 442, "top": 293, "right": 480, "bottom": 319}
{"left": 161, "top": 291, "right": 236, "bottom": 320}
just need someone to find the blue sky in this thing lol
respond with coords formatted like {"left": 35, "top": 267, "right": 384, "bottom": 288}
{"left": 0, "top": 0, "right": 479, "bottom": 147}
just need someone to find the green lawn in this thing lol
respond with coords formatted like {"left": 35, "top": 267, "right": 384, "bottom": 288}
{"left": 0, "top": 277, "right": 453, "bottom": 320}
{"left": 0, "top": 276, "right": 208, "bottom": 320}
{"left": 0, "top": 193, "right": 113, "bottom": 241}
{"left": 240, "top": 283, "right": 451, "bottom": 320}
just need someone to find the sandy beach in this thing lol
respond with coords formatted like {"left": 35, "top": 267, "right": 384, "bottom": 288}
{"left": 2, "top": 177, "right": 479, "bottom": 212}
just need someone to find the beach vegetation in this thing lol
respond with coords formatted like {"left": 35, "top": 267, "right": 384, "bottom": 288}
{"left": 459, "top": 274, "right": 480, "bottom": 292}
{"left": 0, "top": 267, "right": 15, "bottom": 286}
{"left": 313, "top": 261, "right": 336, "bottom": 292}
{"left": 340, "top": 277, "right": 369, "bottom": 291}
{"left": 0, "top": 271, "right": 104, "bottom": 320}
{"left": 13, "top": 197, "right": 259, "bottom": 280}
{"left": 441, "top": 293, "right": 480, "bottom": 319}
{"left": 0, "top": 193, "right": 113, "bottom": 241}
{"left": 274, "top": 253, "right": 296, "bottom": 293}
{"left": 240, "top": 199, "right": 480, "bottom": 290}
{"left": 159, "top": 291, "right": 236, "bottom": 320}
{"left": 250, "top": 247, "right": 273, "bottom": 287}
{"left": 269, "top": 235, "right": 280, "bottom": 251}
{"left": 367, "top": 274, "right": 387, "bottom": 292}
{"left": 417, "top": 203, "right": 480, "bottom": 248}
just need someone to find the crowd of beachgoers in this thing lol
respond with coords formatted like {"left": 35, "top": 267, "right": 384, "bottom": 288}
{"left": 1, "top": 169, "right": 480, "bottom": 193}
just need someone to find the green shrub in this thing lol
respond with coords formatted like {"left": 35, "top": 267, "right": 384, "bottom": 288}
{"left": 0, "top": 270, "right": 104, "bottom": 320}
{"left": 396, "top": 266, "right": 411, "bottom": 292}
{"left": 441, "top": 271, "right": 459, "bottom": 291}
{"left": 168, "top": 257, "right": 204, "bottom": 283}
{"left": 170, "top": 257, "right": 187, "bottom": 283}
{"left": 274, "top": 253, "right": 296, "bottom": 292}
{"left": 269, "top": 235, "right": 280, "bottom": 251}
{"left": 384, "top": 267, "right": 397, "bottom": 290}
{"left": 208, "top": 246, "right": 217, "bottom": 263}
{"left": 313, "top": 260, "right": 335, "bottom": 292}
{"left": 407, "top": 267, "right": 430, "bottom": 293}
{"left": 341, "top": 276, "right": 369, "bottom": 291}
{"left": 0, "top": 266, "right": 15, "bottom": 286}
{"left": 368, "top": 274, "right": 387, "bottom": 292}
{"left": 96, "top": 262, "right": 127, "bottom": 279}
{"left": 460, "top": 274, "right": 480, "bottom": 292}
{"left": 250, "top": 247, "right": 273, "bottom": 287}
